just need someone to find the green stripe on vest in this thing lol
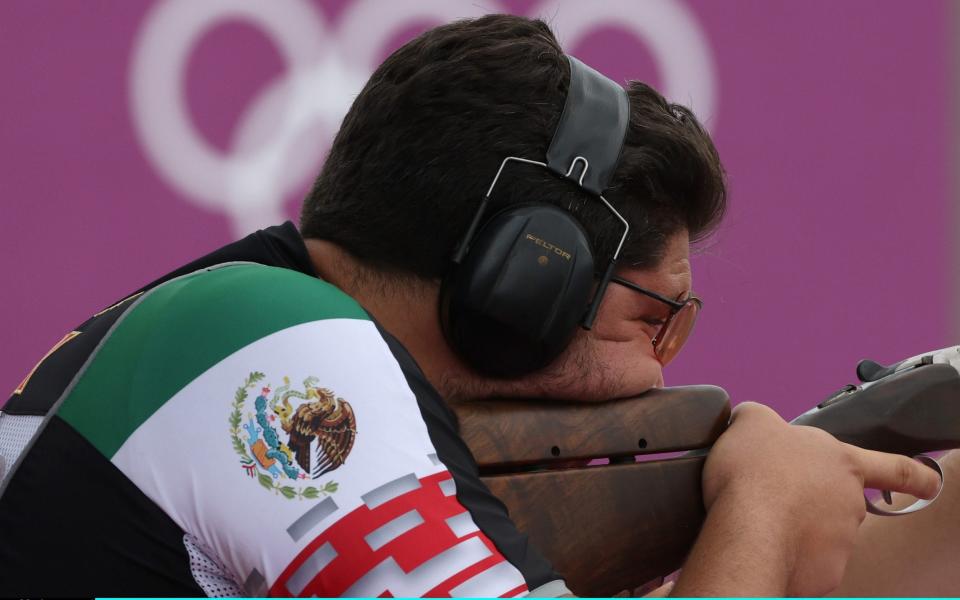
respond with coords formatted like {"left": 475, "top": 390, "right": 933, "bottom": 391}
{"left": 58, "top": 263, "right": 369, "bottom": 458}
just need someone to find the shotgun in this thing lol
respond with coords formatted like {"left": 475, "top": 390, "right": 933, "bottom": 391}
{"left": 451, "top": 346, "right": 960, "bottom": 596}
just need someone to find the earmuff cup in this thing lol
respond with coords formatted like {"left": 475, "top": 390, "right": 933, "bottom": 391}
{"left": 440, "top": 204, "right": 595, "bottom": 377}
{"left": 439, "top": 54, "right": 628, "bottom": 378}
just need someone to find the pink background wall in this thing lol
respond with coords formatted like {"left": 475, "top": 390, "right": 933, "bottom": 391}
{"left": 1, "top": 0, "right": 952, "bottom": 417}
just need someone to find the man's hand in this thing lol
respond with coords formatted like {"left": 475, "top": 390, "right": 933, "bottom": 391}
{"left": 831, "top": 449, "right": 960, "bottom": 596}
{"left": 673, "top": 401, "right": 940, "bottom": 597}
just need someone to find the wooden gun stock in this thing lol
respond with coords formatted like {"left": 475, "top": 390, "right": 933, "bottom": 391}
{"left": 453, "top": 363, "right": 960, "bottom": 597}
{"left": 452, "top": 386, "right": 730, "bottom": 597}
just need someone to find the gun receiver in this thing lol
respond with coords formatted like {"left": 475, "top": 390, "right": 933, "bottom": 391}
{"left": 452, "top": 357, "right": 960, "bottom": 597}
{"left": 792, "top": 363, "right": 960, "bottom": 454}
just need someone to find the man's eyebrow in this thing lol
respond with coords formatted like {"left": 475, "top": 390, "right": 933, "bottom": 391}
{"left": 671, "top": 275, "right": 694, "bottom": 300}
{"left": 660, "top": 281, "right": 689, "bottom": 302}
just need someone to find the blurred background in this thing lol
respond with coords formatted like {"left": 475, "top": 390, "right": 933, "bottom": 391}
{"left": 1, "top": 0, "right": 955, "bottom": 418}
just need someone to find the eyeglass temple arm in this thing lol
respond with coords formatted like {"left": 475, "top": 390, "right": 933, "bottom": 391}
{"left": 582, "top": 261, "right": 616, "bottom": 329}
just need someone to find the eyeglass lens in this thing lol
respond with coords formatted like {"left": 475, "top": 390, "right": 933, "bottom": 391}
{"left": 654, "top": 300, "right": 700, "bottom": 366}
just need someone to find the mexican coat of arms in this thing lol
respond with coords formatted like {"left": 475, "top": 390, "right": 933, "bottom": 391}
{"left": 229, "top": 372, "right": 357, "bottom": 499}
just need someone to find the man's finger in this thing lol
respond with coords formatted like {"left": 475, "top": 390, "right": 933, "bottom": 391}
{"left": 852, "top": 446, "right": 941, "bottom": 499}
{"left": 641, "top": 580, "right": 675, "bottom": 597}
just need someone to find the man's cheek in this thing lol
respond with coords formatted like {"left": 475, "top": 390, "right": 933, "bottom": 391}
{"left": 603, "top": 342, "right": 663, "bottom": 398}
{"left": 627, "top": 366, "right": 663, "bottom": 398}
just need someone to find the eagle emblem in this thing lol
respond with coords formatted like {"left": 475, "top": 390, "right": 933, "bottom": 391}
{"left": 228, "top": 372, "right": 357, "bottom": 499}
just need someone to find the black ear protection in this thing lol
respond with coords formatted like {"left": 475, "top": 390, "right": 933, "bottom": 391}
{"left": 439, "top": 55, "right": 631, "bottom": 378}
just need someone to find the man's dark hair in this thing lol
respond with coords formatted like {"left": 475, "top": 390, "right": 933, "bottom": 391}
{"left": 300, "top": 14, "right": 726, "bottom": 278}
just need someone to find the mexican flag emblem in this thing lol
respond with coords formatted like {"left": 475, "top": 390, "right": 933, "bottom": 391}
{"left": 229, "top": 371, "right": 356, "bottom": 500}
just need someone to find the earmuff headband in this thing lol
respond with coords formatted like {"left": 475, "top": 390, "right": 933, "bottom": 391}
{"left": 546, "top": 56, "right": 630, "bottom": 196}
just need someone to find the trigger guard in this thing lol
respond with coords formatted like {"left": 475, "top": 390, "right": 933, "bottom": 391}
{"left": 866, "top": 455, "right": 944, "bottom": 517}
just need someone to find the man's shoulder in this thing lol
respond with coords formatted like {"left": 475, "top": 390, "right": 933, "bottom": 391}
{"left": 54, "top": 262, "right": 377, "bottom": 459}
{"left": 142, "top": 261, "right": 367, "bottom": 325}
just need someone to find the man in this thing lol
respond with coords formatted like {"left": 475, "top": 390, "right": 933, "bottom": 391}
{"left": 0, "top": 14, "right": 943, "bottom": 597}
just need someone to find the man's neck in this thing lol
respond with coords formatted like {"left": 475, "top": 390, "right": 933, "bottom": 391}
{"left": 303, "top": 238, "right": 487, "bottom": 401}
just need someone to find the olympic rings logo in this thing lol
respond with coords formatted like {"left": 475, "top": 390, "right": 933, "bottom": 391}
{"left": 129, "top": 0, "right": 718, "bottom": 236}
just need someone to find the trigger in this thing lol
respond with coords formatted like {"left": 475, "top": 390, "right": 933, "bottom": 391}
{"left": 865, "top": 455, "right": 943, "bottom": 517}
